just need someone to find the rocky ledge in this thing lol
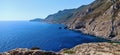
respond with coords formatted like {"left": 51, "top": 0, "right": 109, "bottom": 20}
{"left": 1, "top": 42, "right": 120, "bottom": 55}
{"left": 0, "top": 48, "right": 61, "bottom": 55}
{"left": 61, "top": 42, "right": 120, "bottom": 55}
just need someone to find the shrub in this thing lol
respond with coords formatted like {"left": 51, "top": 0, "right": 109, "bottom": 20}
{"left": 63, "top": 50, "right": 75, "bottom": 54}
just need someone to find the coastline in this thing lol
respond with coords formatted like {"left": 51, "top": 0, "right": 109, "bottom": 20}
{"left": 68, "top": 27, "right": 120, "bottom": 43}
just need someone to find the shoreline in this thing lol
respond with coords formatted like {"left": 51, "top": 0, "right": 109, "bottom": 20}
{"left": 68, "top": 28, "right": 120, "bottom": 43}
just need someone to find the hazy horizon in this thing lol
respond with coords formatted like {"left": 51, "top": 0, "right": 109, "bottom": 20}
{"left": 0, "top": 0, "right": 94, "bottom": 21}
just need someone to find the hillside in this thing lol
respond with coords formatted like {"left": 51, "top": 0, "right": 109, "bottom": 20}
{"left": 45, "top": 9, "right": 76, "bottom": 24}
{"left": 60, "top": 42, "right": 120, "bottom": 55}
{"left": 45, "top": 0, "right": 120, "bottom": 42}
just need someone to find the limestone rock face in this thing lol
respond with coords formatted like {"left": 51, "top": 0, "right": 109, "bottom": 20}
{"left": 0, "top": 48, "right": 61, "bottom": 55}
{"left": 68, "top": 0, "right": 120, "bottom": 41}
{"left": 61, "top": 42, "right": 120, "bottom": 55}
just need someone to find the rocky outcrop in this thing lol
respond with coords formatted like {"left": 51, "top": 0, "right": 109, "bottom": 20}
{"left": 45, "top": 0, "right": 120, "bottom": 42}
{"left": 61, "top": 42, "right": 120, "bottom": 55}
{"left": 0, "top": 48, "right": 61, "bottom": 55}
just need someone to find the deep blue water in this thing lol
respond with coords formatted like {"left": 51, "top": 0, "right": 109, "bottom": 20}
{"left": 0, "top": 21, "right": 108, "bottom": 52}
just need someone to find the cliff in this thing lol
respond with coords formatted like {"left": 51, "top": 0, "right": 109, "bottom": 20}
{"left": 45, "top": 0, "right": 120, "bottom": 42}
{"left": 68, "top": 0, "right": 120, "bottom": 41}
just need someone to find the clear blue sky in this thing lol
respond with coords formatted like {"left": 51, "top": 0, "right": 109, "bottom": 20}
{"left": 0, "top": 0, "right": 94, "bottom": 20}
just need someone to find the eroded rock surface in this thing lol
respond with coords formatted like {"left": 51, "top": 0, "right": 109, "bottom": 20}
{"left": 0, "top": 48, "right": 61, "bottom": 55}
{"left": 68, "top": 0, "right": 120, "bottom": 41}
{"left": 61, "top": 42, "right": 120, "bottom": 55}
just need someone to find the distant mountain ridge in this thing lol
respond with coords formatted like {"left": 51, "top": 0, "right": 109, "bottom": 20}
{"left": 45, "top": 0, "right": 120, "bottom": 42}
{"left": 45, "top": 9, "right": 76, "bottom": 24}
{"left": 30, "top": 18, "right": 44, "bottom": 22}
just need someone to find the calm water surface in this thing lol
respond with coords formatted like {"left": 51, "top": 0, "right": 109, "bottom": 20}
{"left": 0, "top": 21, "right": 108, "bottom": 52}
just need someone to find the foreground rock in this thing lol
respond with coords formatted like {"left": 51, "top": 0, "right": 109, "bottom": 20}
{"left": 0, "top": 48, "right": 61, "bottom": 55}
{"left": 1, "top": 42, "right": 120, "bottom": 55}
{"left": 61, "top": 42, "right": 120, "bottom": 55}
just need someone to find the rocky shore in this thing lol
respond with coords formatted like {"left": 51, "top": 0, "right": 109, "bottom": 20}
{"left": 1, "top": 42, "right": 120, "bottom": 55}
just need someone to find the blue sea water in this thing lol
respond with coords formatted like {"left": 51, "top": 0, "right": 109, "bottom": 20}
{"left": 0, "top": 21, "right": 108, "bottom": 52}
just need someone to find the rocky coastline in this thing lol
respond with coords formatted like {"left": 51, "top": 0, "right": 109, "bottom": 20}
{"left": 44, "top": 0, "right": 120, "bottom": 42}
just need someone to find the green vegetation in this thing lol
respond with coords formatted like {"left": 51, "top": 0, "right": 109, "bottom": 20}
{"left": 63, "top": 50, "right": 75, "bottom": 54}
{"left": 108, "top": 41, "right": 120, "bottom": 44}
{"left": 31, "top": 47, "right": 40, "bottom": 50}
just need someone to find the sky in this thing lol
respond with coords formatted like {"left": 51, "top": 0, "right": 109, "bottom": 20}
{"left": 0, "top": 0, "right": 94, "bottom": 20}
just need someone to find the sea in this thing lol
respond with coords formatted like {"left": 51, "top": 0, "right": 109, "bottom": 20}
{"left": 0, "top": 21, "right": 109, "bottom": 52}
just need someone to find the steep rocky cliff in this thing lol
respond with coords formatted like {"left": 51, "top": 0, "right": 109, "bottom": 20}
{"left": 45, "top": 0, "right": 120, "bottom": 42}
{"left": 69, "top": 0, "right": 120, "bottom": 41}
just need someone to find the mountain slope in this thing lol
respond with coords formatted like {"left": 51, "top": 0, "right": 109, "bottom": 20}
{"left": 45, "top": 9, "right": 76, "bottom": 24}
{"left": 45, "top": 0, "right": 120, "bottom": 42}
{"left": 69, "top": 0, "right": 120, "bottom": 41}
